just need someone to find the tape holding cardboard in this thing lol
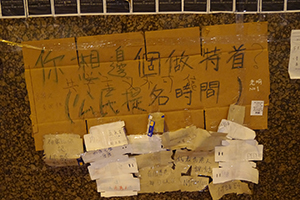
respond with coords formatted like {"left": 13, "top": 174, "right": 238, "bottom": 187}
{"left": 227, "top": 104, "right": 246, "bottom": 125}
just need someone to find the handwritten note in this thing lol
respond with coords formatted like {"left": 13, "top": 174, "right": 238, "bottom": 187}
{"left": 139, "top": 164, "right": 181, "bottom": 193}
{"left": 174, "top": 150, "right": 218, "bottom": 177}
{"left": 208, "top": 180, "right": 252, "bottom": 200}
{"left": 22, "top": 23, "right": 270, "bottom": 150}
{"left": 96, "top": 174, "right": 140, "bottom": 193}
{"left": 82, "top": 145, "right": 131, "bottom": 163}
{"left": 215, "top": 140, "right": 263, "bottom": 162}
{"left": 180, "top": 176, "right": 209, "bottom": 192}
{"left": 227, "top": 104, "right": 245, "bottom": 125}
{"left": 217, "top": 119, "right": 256, "bottom": 140}
{"left": 127, "top": 135, "right": 163, "bottom": 154}
{"left": 84, "top": 121, "right": 128, "bottom": 151}
{"left": 88, "top": 157, "right": 138, "bottom": 180}
{"left": 289, "top": 30, "right": 300, "bottom": 79}
{"left": 43, "top": 134, "right": 83, "bottom": 166}
{"left": 135, "top": 150, "right": 172, "bottom": 169}
{"left": 161, "top": 126, "right": 212, "bottom": 150}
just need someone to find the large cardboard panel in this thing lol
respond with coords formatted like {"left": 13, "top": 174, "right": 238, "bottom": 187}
{"left": 22, "top": 22, "right": 270, "bottom": 151}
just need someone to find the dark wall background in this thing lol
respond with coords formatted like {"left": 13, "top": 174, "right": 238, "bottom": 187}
{"left": 0, "top": 14, "right": 299, "bottom": 199}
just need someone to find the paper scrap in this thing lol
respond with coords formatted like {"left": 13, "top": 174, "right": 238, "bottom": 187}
{"left": 82, "top": 145, "right": 131, "bottom": 163}
{"left": 100, "top": 191, "right": 137, "bottom": 197}
{"left": 289, "top": 30, "right": 300, "bottom": 79}
{"left": 96, "top": 174, "right": 140, "bottom": 192}
{"left": 127, "top": 135, "right": 163, "bottom": 154}
{"left": 212, "top": 163, "right": 259, "bottom": 184}
{"left": 84, "top": 121, "right": 128, "bottom": 151}
{"left": 219, "top": 161, "right": 257, "bottom": 168}
{"left": 161, "top": 126, "right": 211, "bottom": 150}
{"left": 215, "top": 140, "right": 263, "bottom": 162}
{"left": 138, "top": 164, "right": 181, "bottom": 193}
{"left": 135, "top": 150, "right": 172, "bottom": 169}
{"left": 218, "top": 119, "right": 256, "bottom": 140}
{"left": 250, "top": 100, "right": 264, "bottom": 116}
{"left": 208, "top": 180, "right": 252, "bottom": 200}
{"left": 194, "top": 132, "right": 228, "bottom": 151}
{"left": 227, "top": 104, "right": 245, "bottom": 125}
{"left": 88, "top": 157, "right": 138, "bottom": 180}
{"left": 43, "top": 134, "right": 83, "bottom": 166}
{"left": 180, "top": 176, "right": 209, "bottom": 192}
{"left": 174, "top": 150, "right": 218, "bottom": 177}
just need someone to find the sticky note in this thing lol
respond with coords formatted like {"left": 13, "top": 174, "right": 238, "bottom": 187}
{"left": 218, "top": 119, "right": 256, "bottom": 140}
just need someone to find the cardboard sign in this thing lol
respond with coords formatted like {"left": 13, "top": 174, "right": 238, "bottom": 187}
{"left": 22, "top": 22, "right": 270, "bottom": 151}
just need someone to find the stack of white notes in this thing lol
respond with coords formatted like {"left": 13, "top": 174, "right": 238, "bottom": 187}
{"left": 212, "top": 119, "right": 263, "bottom": 184}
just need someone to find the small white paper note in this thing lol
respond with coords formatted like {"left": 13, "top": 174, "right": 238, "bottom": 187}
{"left": 96, "top": 174, "right": 140, "bottom": 192}
{"left": 213, "top": 163, "right": 259, "bottom": 184}
{"left": 84, "top": 121, "right": 128, "bottom": 151}
{"left": 127, "top": 135, "right": 163, "bottom": 154}
{"left": 289, "top": 30, "right": 300, "bottom": 79}
{"left": 215, "top": 140, "right": 263, "bottom": 162}
{"left": 88, "top": 157, "right": 138, "bottom": 180}
{"left": 227, "top": 104, "right": 245, "bottom": 125}
{"left": 208, "top": 180, "right": 252, "bottom": 200}
{"left": 250, "top": 100, "right": 264, "bottom": 116}
{"left": 82, "top": 145, "right": 131, "bottom": 163}
{"left": 218, "top": 119, "right": 256, "bottom": 140}
{"left": 43, "top": 134, "right": 83, "bottom": 166}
